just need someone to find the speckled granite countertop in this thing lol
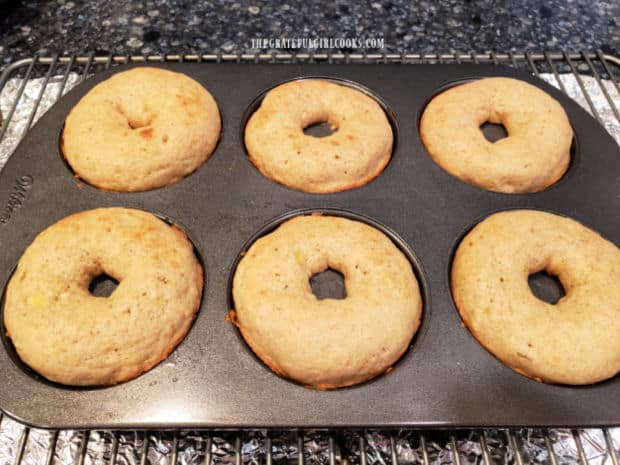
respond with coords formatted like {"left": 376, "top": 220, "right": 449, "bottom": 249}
{"left": 0, "top": 0, "right": 619, "bottom": 66}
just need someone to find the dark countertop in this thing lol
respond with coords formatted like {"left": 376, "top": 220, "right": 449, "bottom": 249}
{"left": 0, "top": 0, "right": 619, "bottom": 67}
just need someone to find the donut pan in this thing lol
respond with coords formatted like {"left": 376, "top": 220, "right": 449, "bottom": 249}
{"left": 0, "top": 63, "right": 618, "bottom": 429}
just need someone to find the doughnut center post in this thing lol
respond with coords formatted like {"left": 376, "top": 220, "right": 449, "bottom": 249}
{"left": 528, "top": 270, "right": 566, "bottom": 304}
{"left": 480, "top": 121, "right": 508, "bottom": 143}
{"left": 126, "top": 116, "right": 152, "bottom": 130}
{"left": 115, "top": 102, "right": 152, "bottom": 130}
{"left": 303, "top": 120, "right": 338, "bottom": 138}
{"left": 88, "top": 273, "right": 119, "bottom": 298}
{"left": 310, "top": 267, "right": 347, "bottom": 300}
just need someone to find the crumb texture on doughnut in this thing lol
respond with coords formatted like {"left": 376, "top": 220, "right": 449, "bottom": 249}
{"left": 420, "top": 77, "right": 573, "bottom": 193}
{"left": 62, "top": 67, "right": 221, "bottom": 192}
{"left": 451, "top": 210, "right": 620, "bottom": 384}
{"left": 232, "top": 214, "right": 422, "bottom": 389}
{"left": 244, "top": 80, "right": 393, "bottom": 193}
{"left": 3, "top": 208, "right": 203, "bottom": 386}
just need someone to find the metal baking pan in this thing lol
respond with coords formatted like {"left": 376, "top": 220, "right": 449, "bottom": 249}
{"left": 0, "top": 63, "right": 618, "bottom": 429}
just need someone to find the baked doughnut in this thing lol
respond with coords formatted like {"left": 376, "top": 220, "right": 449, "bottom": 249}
{"left": 420, "top": 77, "right": 572, "bottom": 193}
{"left": 62, "top": 67, "right": 221, "bottom": 192}
{"left": 451, "top": 209, "right": 620, "bottom": 385}
{"left": 231, "top": 214, "right": 422, "bottom": 389}
{"left": 3, "top": 208, "right": 203, "bottom": 386}
{"left": 244, "top": 80, "right": 393, "bottom": 193}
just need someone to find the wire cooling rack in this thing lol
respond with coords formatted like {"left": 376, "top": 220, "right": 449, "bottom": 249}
{"left": 0, "top": 51, "right": 618, "bottom": 465}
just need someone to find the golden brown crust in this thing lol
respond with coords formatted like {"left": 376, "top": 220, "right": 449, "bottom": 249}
{"left": 62, "top": 67, "right": 221, "bottom": 192}
{"left": 231, "top": 215, "right": 422, "bottom": 389}
{"left": 3, "top": 208, "right": 203, "bottom": 386}
{"left": 451, "top": 210, "right": 620, "bottom": 385}
{"left": 420, "top": 77, "right": 572, "bottom": 193}
{"left": 244, "top": 80, "right": 393, "bottom": 193}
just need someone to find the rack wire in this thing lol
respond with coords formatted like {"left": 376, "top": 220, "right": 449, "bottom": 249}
{"left": 0, "top": 51, "right": 619, "bottom": 465}
{"left": 1, "top": 51, "right": 620, "bottom": 142}
{"left": 0, "top": 424, "right": 619, "bottom": 465}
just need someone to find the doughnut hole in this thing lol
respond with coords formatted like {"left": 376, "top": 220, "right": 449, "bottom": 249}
{"left": 303, "top": 121, "right": 338, "bottom": 138}
{"left": 478, "top": 108, "right": 509, "bottom": 144}
{"left": 310, "top": 267, "right": 346, "bottom": 300}
{"left": 88, "top": 273, "right": 120, "bottom": 298}
{"left": 480, "top": 122, "right": 508, "bottom": 143}
{"left": 302, "top": 107, "right": 339, "bottom": 138}
{"left": 526, "top": 255, "right": 569, "bottom": 305}
{"left": 528, "top": 270, "right": 566, "bottom": 305}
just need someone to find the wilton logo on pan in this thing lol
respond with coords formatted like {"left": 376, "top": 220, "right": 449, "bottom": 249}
{"left": 0, "top": 176, "right": 34, "bottom": 225}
